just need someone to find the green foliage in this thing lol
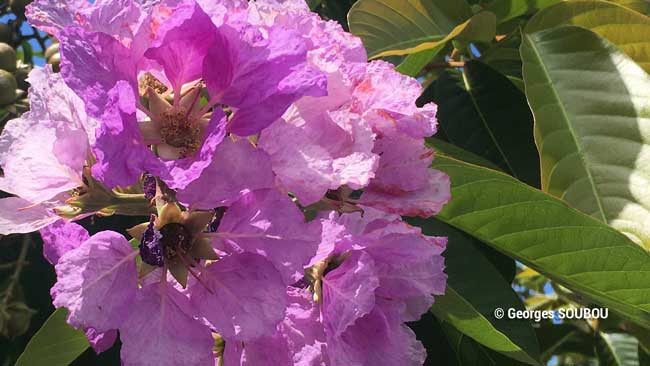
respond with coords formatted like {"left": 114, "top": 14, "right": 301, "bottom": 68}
{"left": 525, "top": 0, "right": 650, "bottom": 72}
{"left": 414, "top": 217, "right": 539, "bottom": 364}
{"left": 347, "top": 0, "right": 650, "bottom": 363}
{"left": 348, "top": 0, "right": 496, "bottom": 58}
{"left": 16, "top": 309, "right": 89, "bottom": 366}
{"left": 521, "top": 25, "right": 650, "bottom": 250}
{"left": 418, "top": 60, "right": 539, "bottom": 186}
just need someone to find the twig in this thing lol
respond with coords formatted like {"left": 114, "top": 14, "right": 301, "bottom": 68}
{"left": 422, "top": 60, "right": 466, "bottom": 73}
{"left": 0, "top": 235, "right": 30, "bottom": 309}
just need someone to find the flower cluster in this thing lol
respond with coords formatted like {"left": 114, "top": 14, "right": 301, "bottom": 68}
{"left": 0, "top": 0, "right": 451, "bottom": 365}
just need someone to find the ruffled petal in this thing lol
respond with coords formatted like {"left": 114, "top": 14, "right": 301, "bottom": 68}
{"left": 144, "top": 2, "right": 218, "bottom": 90}
{"left": 328, "top": 302, "right": 426, "bottom": 366}
{"left": 190, "top": 253, "right": 286, "bottom": 341}
{"left": 120, "top": 283, "right": 214, "bottom": 366}
{"left": 176, "top": 139, "right": 274, "bottom": 209}
{"left": 39, "top": 220, "right": 89, "bottom": 265}
{"left": 322, "top": 251, "right": 379, "bottom": 337}
{"left": 51, "top": 231, "right": 137, "bottom": 332}
{"left": 360, "top": 135, "right": 451, "bottom": 217}
{"left": 214, "top": 189, "right": 319, "bottom": 283}
{"left": 85, "top": 328, "right": 118, "bottom": 354}
{"left": 0, "top": 197, "right": 60, "bottom": 235}
{"left": 204, "top": 24, "right": 326, "bottom": 136}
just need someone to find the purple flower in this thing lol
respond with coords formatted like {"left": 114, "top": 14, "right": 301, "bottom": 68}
{"left": 0, "top": 67, "right": 96, "bottom": 234}
{"left": 38, "top": 0, "right": 326, "bottom": 190}
{"left": 222, "top": 208, "right": 446, "bottom": 366}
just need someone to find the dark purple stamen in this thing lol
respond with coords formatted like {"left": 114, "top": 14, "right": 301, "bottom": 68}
{"left": 139, "top": 216, "right": 164, "bottom": 267}
{"left": 143, "top": 173, "right": 156, "bottom": 199}
{"left": 207, "top": 207, "right": 227, "bottom": 233}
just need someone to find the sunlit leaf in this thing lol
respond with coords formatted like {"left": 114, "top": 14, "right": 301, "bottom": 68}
{"left": 521, "top": 25, "right": 650, "bottom": 249}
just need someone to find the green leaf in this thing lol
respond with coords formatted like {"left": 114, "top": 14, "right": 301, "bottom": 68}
{"left": 348, "top": 0, "right": 496, "bottom": 58}
{"left": 412, "top": 218, "right": 540, "bottom": 365}
{"left": 525, "top": 0, "right": 650, "bottom": 72}
{"left": 608, "top": 0, "right": 650, "bottom": 15}
{"left": 418, "top": 60, "right": 539, "bottom": 186}
{"left": 521, "top": 25, "right": 650, "bottom": 250}
{"left": 427, "top": 137, "right": 503, "bottom": 171}
{"left": 431, "top": 154, "right": 650, "bottom": 329}
{"left": 441, "top": 321, "right": 529, "bottom": 366}
{"left": 487, "top": 0, "right": 562, "bottom": 23}
{"left": 396, "top": 45, "right": 444, "bottom": 77}
{"left": 16, "top": 308, "right": 89, "bottom": 366}
{"left": 598, "top": 332, "right": 641, "bottom": 366}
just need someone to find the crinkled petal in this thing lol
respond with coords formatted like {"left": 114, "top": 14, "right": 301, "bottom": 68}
{"left": 214, "top": 189, "right": 319, "bottom": 283}
{"left": 0, "top": 67, "right": 94, "bottom": 202}
{"left": 281, "top": 287, "right": 329, "bottom": 366}
{"left": 0, "top": 119, "right": 81, "bottom": 202}
{"left": 177, "top": 139, "right": 274, "bottom": 209}
{"left": 361, "top": 168, "right": 451, "bottom": 217}
{"left": 328, "top": 302, "right": 426, "bottom": 366}
{"left": 204, "top": 24, "right": 326, "bottom": 136}
{"left": 258, "top": 73, "right": 377, "bottom": 205}
{"left": 26, "top": 0, "right": 92, "bottom": 35}
{"left": 120, "top": 283, "right": 214, "bottom": 366}
{"left": 363, "top": 232, "right": 446, "bottom": 321}
{"left": 0, "top": 197, "right": 60, "bottom": 235}
{"left": 90, "top": 81, "right": 160, "bottom": 188}
{"left": 39, "top": 220, "right": 89, "bottom": 265}
{"left": 322, "top": 250, "right": 379, "bottom": 337}
{"left": 190, "top": 253, "right": 286, "bottom": 341}
{"left": 52, "top": 231, "right": 137, "bottom": 332}
{"left": 59, "top": 27, "right": 137, "bottom": 118}
{"left": 85, "top": 328, "right": 118, "bottom": 354}
{"left": 144, "top": 2, "right": 218, "bottom": 90}
{"left": 360, "top": 135, "right": 451, "bottom": 217}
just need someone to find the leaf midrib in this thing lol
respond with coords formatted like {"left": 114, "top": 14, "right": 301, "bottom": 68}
{"left": 523, "top": 32, "right": 608, "bottom": 223}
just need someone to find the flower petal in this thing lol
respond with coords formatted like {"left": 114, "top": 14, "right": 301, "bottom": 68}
{"left": 215, "top": 189, "right": 319, "bottom": 283}
{"left": 52, "top": 231, "right": 137, "bottom": 332}
{"left": 176, "top": 139, "right": 274, "bottom": 209}
{"left": 0, "top": 197, "right": 60, "bottom": 235}
{"left": 39, "top": 220, "right": 89, "bottom": 265}
{"left": 322, "top": 251, "right": 379, "bottom": 337}
{"left": 190, "top": 253, "right": 286, "bottom": 340}
{"left": 120, "top": 283, "right": 214, "bottom": 366}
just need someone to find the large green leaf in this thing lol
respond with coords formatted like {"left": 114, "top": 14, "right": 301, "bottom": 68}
{"left": 441, "top": 321, "right": 529, "bottom": 366}
{"left": 418, "top": 60, "right": 539, "bottom": 186}
{"left": 348, "top": 0, "right": 496, "bottom": 58}
{"left": 16, "top": 308, "right": 89, "bottom": 366}
{"left": 608, "top": 0, "right": 650, "bottom": 14}
{"left": 525, "top": 0, "right": 650, "bottom": 72}
{"left": 427, "top": 137, "right": 503, "bottom": 171}
{"left": 598, "top": 332, "right": 641, "bottom": 366}
{"left": 521, "top": 25, "right": 650, "bottom": 249}
{"left": 412, "top": 217, "right": 540, "bottom": 365}
{"left": 487, "top": 0, "right": 562, "bottom": 23}
{"left": 431, "top": 154, "right": 650, "bottom": 329}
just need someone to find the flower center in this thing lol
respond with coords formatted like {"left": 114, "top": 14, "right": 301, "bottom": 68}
{"left": 159, "top": 107, "right": 201, "bottom": 156}
{"left": 159, "top": 222, "right": 193, "bottom": 261}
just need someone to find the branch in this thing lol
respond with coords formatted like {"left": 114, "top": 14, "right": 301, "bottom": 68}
{"left": 0, "top": 235, "right": 30, "bottom": 309}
